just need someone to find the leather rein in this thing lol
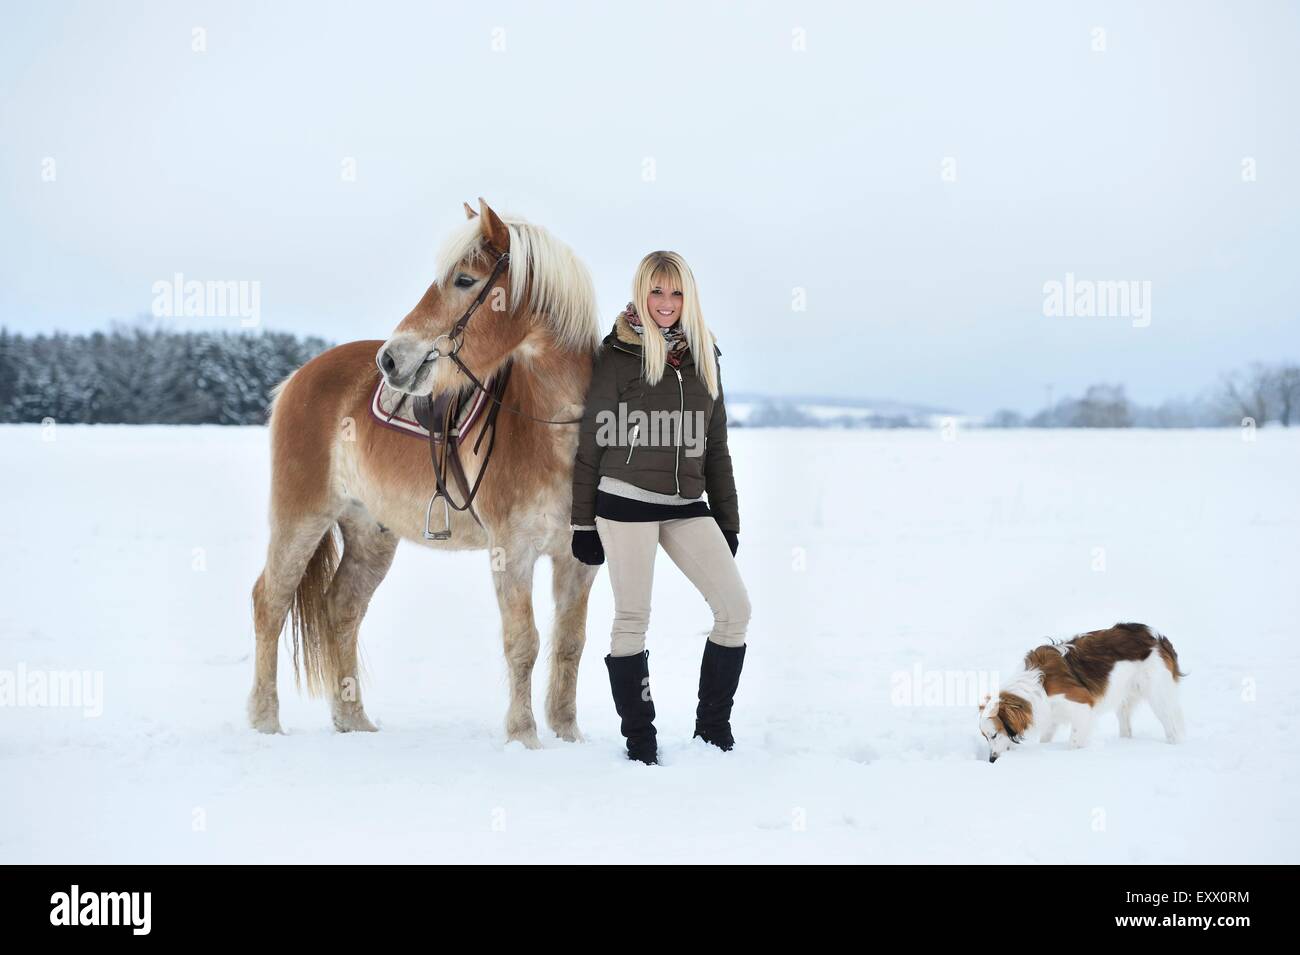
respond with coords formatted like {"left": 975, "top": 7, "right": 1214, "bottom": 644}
{"left": 397, "top": 245, "right": 584, "bottom": 541}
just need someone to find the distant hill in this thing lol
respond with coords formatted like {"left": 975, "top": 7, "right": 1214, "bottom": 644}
{"left": 725, "top": 391, "right": 970, "bottom": 429}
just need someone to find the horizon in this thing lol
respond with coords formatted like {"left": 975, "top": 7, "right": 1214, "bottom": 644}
{"left": 0, "top": 316, "right": 1274, "bottom": 421}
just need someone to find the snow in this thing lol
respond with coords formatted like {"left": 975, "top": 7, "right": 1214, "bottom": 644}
{"left": 2, "top": 423, "right": 1297, "bottom": 863}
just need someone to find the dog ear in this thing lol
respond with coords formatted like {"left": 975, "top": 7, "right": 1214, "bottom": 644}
{"left": 1000, "top": 700, "right": 1029, "bottom": 743}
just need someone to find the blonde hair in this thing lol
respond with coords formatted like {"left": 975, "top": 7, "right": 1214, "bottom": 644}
{"left": 631, "top": 251, "right": 720, "bottom": 398}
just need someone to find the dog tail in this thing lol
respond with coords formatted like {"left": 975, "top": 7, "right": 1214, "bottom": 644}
{"left": 1117, "top": 622, "right": 1186, "bottom": 680}
{"left": 1150, "top": 629, "right": 1186, "bottom": 681}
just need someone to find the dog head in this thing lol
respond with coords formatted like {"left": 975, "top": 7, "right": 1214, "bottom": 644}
{"left": 979, "top": 691, "right": 1032, "bottom": 763}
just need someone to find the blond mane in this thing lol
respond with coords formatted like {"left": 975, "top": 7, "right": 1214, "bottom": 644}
{"left": 436, "top": 216, "right": 601, "bottom": 354}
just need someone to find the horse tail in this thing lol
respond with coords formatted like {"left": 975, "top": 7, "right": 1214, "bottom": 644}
{"left": 289, "top": 525, "right": 341, "bottom": 697}
{"left": 266, "top": 355, "right": 347, "bottom": 697}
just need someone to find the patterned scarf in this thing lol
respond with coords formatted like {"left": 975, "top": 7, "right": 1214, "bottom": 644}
{"left": 622, "top": 302, "right": 690, "bottom": 368}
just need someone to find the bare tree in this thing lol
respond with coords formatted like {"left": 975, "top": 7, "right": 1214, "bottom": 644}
{"left": 1219, "top": 362, "right": 1276, "bottom": 426}
{"left": 985, "top": 409, "right": 1025, "bottom": 428}
{"left": 1070, "top": 384, "right": 1133, "bottom": 428}
{"left": 1274, "top": 364, "right": 1300, "bottom": 427}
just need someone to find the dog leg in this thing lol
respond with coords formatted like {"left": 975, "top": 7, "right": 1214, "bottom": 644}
{"left": 1067, "top": 702, "right": 1094, "bottom": 749}
{"left": 1147, "top": 675, "right": 1186, "bottom": 744}
{"left": 1038, "top": 718, "right": 1059, "bottom": 743}
{"left": 1117, "top": 698, "right": 1135, "bottom": 739}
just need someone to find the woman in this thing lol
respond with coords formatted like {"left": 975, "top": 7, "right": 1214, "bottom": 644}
{"left": 570, "top": 251, "right": 751, "bottom": 765}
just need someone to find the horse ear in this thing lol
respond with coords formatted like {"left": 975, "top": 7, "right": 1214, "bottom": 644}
{"left": 463, "top": 201, "right": 478, "bottom": 220}
{"left": 477, "top": 197, "right": 510, "bottom": 251}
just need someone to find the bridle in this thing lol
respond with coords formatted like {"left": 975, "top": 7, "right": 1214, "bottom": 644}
{"left": 392, "top": 243, "right": 585, "bottom": 541}
{"left": 415, "top": 244, "right": 512, "bottom": 374}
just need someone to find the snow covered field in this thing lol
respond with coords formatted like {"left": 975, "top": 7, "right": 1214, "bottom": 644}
{"left": 2, "top": 423, "right": 1297, "bottom": 864}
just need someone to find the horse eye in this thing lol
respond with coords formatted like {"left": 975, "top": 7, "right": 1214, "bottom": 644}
{"left": 455, "top": 274, "right": 476, "bottom": 288}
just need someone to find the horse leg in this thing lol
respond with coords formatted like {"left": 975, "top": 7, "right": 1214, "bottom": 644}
{"left": 325, "top": 511, "right": 399, "bottom": 732}
{"left": 545, "top": 553, "right": 598, "bottom": 742}
{"left": 249, "top": 515, "right": 335, "bottom": 733}
{"left": 489, "top": 542, "right": 543, "bottom": 749}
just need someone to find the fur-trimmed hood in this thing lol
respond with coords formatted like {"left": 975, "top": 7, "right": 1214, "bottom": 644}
{"left": 607, "top": 309, "right": 722, "bottom": 359}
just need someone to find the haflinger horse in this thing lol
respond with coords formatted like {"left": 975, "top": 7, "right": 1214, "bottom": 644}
{"left": 249, "top": 198, "right": 602, "bottom": 748}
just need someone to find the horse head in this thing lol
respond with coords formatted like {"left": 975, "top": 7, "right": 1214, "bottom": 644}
{"left": 377, "top": 198, "right": 527, "bottom": 397}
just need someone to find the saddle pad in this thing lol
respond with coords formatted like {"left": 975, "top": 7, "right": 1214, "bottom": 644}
{"left": 370, "top": 375, "right": 494, "bottom": 440}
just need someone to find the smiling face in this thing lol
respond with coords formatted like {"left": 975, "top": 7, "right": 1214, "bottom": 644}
{"left": 645, "top": 272, "right": 684, "bottom": 328}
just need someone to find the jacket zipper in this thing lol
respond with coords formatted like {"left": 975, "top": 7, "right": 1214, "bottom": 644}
{"left": 625, "top": 423, "right": 640, "bottom": 464}
{"left": 610, "top": 340, "right": 685, "bottom": 492}
{"left": 672, "top": 366, "right": 683, "bottom": 493}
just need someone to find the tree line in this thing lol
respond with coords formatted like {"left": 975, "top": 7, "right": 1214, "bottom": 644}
{"left": 2, "top": 325, "right": 1295, "bottom": 429}
{"left": 0, "top": 326, "right": 331, "bottom": 425}
{"left": 987, "top": 362, "right": 1300, "bottom": 428}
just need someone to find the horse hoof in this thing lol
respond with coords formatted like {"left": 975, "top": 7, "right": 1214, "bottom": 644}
{"left": 552, "top": 723, "right": 584, "bottom": 743}
{"left": 247, "top": 695, "right": 283, "bottom": 734}
{"left": 508, "top": 728, "right": 543, "bottom": 750}
{"left": 333, "top": 711, "right": 379, "bottom": 733}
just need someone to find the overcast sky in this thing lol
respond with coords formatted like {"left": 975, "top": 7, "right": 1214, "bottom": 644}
{"left": 2, "top": 1, "right": 1297, "bottom": 415}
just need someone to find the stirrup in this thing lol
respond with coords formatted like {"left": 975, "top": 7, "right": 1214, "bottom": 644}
{"left": 422, "top": 491, "right": 452, "bottom": 541}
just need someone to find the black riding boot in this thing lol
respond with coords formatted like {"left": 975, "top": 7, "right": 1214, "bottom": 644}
{"left": 693, "top": 641, "right": 747, "bottom": 751}
{"left": 605, "top": 650, "right": 657, "bottom": 765}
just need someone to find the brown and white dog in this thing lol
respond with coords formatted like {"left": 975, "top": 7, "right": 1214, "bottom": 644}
{"left": 979, "top": 623, "right": 1186, "bottom": 763}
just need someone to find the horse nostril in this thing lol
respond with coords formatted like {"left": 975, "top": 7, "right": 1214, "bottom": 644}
{"left": 379, "top": 349, "right": 397, "bottom": 375}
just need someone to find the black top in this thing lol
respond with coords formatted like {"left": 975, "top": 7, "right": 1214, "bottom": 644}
{"left": 595, "top": 489, "right": 713, "bottom": 523}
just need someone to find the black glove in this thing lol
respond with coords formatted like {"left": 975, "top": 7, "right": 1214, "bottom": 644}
{"left": 720, "top": 526, "right": 739, "bottom": 557}
{"left": 571, "top": 528, "right": 605, "bottom": 566}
